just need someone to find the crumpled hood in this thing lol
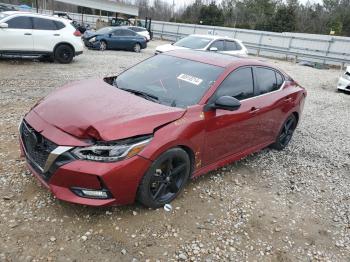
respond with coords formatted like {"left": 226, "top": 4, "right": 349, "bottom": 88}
{"left": 33, "top": 78, "right": 185, "bottom": 141}
{"left": 156, "top": 44, "right": 187, "bottom": 53}
{"left": 83, "top": 30, "right": 97, "bottom": 39}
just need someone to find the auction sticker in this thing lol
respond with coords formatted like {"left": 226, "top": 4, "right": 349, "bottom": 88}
{"left": 177, "top": 73, "right": 203, "bottom": 86}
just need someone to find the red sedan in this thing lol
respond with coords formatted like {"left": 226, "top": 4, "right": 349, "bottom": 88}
{"left": 19, "top": 50, "right": 306, "bottom": 208}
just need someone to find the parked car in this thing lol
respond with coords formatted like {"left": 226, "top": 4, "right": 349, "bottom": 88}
{"left": 127, "top": 26, "right": 151, "bottom": 41}
{"left": 19, "top": 50, "right": 306, "bottom": 208}
{"left": 0, "top": 11, "right": 83, "bottom": 63}
{"left": 155, "top": 34, "right": 248, "bottom": 56}
{"left": 337, "top": 66, "right": 350, "bottom": 92}
{"left": 83, "top": 26, "right": 147, "bottom": 52}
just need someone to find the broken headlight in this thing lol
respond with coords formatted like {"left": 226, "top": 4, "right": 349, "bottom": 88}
{"left": 89, "top": 37, "right": 97, "bottom": 43}
{"left": 72, "top": 136, "right": 152, "bottom": 162}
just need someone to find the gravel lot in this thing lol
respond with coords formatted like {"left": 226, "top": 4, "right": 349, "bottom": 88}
{"left": 0, "top": 40, "right": 349, "bottom": 262}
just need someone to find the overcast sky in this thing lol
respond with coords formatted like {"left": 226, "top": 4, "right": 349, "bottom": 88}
{"left": 163, "top": 0, "right": 323, "bottom": 9}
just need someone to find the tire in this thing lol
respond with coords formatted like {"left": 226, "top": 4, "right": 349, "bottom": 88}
{"left": 133, "top": 43, "right": 141, "bottom": 53}
{"left": 99, "top": 40, "right": 107, "bottom": 51}
{"left": 137, "top": 147, "right": 191, "bottom": 208}
{"left": 270, "top": 114, "right": 297, "bottom": 150}
{"left": 54, "top": 44, "right": 74, "bottom": 64}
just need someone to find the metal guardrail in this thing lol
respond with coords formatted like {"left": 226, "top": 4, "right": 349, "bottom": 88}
{"left": 151, "top": 21, "right": 350, "bottom": 68}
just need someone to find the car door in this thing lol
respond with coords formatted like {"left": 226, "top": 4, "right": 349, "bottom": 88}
{"left": 32, "top": 17, "right": 62, "bottom": 52}
{"left": 251, "top": 67, "right": 289, "bottom": 144}
{"left": 222, "top": 40, "right": 242, "bottom": 55}
{"left": 0, "top": 16, "right": 33, "bottom": 51}
{"left": 109, "top": 29, "right": 123, "bottom": 49}
{"left": 120, "top": 29, "right": 137, "bottom": 49}
{"left": 203, "top": 67, "right": 262, "bottom": 165}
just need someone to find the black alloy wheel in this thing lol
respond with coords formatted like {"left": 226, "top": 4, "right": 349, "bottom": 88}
{"left": 271, "top": 114, "right": 297, "bottom": 150}
{"left": 54, "top": 44, "right": 74, "bottom": 64}
{"left": 138, "top": 148, "right": 191, "bottom": 208}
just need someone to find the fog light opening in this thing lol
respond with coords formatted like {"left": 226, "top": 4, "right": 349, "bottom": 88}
{"left": 71, "top": 187, "right": 112, "bottom": 199}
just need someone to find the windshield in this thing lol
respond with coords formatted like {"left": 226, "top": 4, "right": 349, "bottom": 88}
{"left": 174, "top": 36, "right": 212, "bottom": 49}
{"left": 115, "top": 55, "right": 224, "bottom": 108}
{"left": 96, "top": 27, "right": 114, "bottom": 34}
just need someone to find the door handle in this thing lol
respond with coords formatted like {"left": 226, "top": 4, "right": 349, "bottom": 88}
{"left": 24, "top": 33, "right": 32, "bottom": 36}
{"left": 249, "top": 107, "right": 260, "bottom": 114}
{"left": 284, "top": 97, "right": 293, "bottom": 102}
{"left": 53, "top": 34, "right": 60, "bottom": 36}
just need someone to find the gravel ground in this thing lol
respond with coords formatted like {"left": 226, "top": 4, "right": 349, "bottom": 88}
{"left": 0, "top": 40, "right": 349, "bottom": 262}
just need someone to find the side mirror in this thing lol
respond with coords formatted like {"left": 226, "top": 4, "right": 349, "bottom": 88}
{"left": 0, "top": 23, "right": 8, "bottom": 28}
{"left": 209, "top": 47, "right": 218, "bottom": 52}
{"left": 204, "top": 96, "right": 241, "bottom": 111}
{"left": 108, "top": 33, "right": 112, "bottom": 37}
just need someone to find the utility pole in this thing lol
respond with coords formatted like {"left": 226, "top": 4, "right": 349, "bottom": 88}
{"left": 35, "top": 0, "right": 38, "bottom": 13}
{"left": 172, "top": 0, "right": 175, "bottom": 22}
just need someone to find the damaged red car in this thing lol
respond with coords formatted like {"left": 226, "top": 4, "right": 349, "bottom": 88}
{"left": 19, "top": 50, "right": 306, "bottom": 208}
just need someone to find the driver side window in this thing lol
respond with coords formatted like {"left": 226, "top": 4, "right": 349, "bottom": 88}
{"left": 214, "top": 67, "right": 254, "bottom": 101}
{"left": 210, "top": 40, "right": 225, "bottom": 51}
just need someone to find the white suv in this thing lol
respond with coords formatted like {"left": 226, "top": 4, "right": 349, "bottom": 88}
{"left": 0, "top": 12, "right": 84, "bottom": 63}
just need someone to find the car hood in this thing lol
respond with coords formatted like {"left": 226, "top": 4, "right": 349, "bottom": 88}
{"left": 83, "top": 30, "right": 98, "bottom": 39}
{"left": 156, "top": 44, "right": 187, "bottom": 53}
{"left": 32, "top": 79, "right": 186, "bottom": 141}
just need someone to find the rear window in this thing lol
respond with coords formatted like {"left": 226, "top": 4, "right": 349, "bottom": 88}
{"left": 7, "top": 16, "right": 32, "bottom": 29}
{"left": 33, "top": 17, "right": 58, "bottom": 30}
{"left": 54, "top": 21, "right": 65, "bottom": 30}
{"left": 225, "top": 41, "right": 241, "bottom": 51}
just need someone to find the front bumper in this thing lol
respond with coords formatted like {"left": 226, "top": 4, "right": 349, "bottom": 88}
{"left": 337, "top": 76, "right": 350, "bottom": 91}
{"left": 19, "top": 118, "right": 152, "bottom": 207}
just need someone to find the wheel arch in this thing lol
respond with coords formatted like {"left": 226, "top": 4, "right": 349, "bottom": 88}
{"left": 53, "top": 42, "right": 76, "bottom": 55}
{"left": 177, "top": 145, "right": 196, "bottom": 176}
{"left": 292, "top": 111, "right": 299, "bottom": 126}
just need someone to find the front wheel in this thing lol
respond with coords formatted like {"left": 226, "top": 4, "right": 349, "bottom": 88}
{"left": 54, "top": 44, "right": 74, "bottom": 64}
{"left": 99, "top": 40, "right": 107, "bottom": 51}
{"left": 133, "top": 43, "right": 141, "bottom": 53}
{"left": 137, "top": 148, "right": 191, "bottom": 208}
{"left": 270, "top": 114, "right": 297, "bottom": 150}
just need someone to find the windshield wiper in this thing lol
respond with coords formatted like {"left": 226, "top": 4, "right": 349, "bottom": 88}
{"left": 119, "top": 88, "right": 159, "bottom": 102}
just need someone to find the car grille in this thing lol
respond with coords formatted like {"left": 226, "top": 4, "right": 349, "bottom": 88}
{"left": 20, "top": 121, "right": 57, "bottom": 176}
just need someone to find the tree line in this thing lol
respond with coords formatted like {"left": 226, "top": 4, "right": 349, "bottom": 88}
{"left": 134, "top": 0, "right": 350, "bottom": 36}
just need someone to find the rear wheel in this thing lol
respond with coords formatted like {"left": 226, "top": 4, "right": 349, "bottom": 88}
{"left": 137, "top": 148, "right": 191, "bottom": 208}
{"left": 270, "top": 114, "right": 297, "bottom": 150}
{"left": 133, "top": 43, "right": 141, "bottom": 53}
{"left": 99, "top": 40, "right": 107, "bottom": 51}
{"left": 54, "top": 44, "right": 74, "bottom": 64}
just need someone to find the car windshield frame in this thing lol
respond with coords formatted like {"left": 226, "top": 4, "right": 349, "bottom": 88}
{"left": 174, "top": 36, "right": 213, "bottom": 49}
{"left": 114, "top": 54, "right": 225, "bottom": 108}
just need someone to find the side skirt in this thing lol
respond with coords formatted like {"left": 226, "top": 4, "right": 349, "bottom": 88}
{"left": 192, "top": 140, "right": 274, "bottom": 179}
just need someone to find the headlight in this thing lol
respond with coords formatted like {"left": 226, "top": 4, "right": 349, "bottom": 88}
{"left": 89, "top": 37, "right": 96, "bottom": 42}
{"left": 72, "top": 136, "right": 152, "bottom": 162}
{"left": 344, "top": 73, "right": 350, "bottom": 81}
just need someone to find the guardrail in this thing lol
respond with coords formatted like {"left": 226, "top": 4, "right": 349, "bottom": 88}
{"left": 151, "top": 21, "right": 350, "bottom": 68}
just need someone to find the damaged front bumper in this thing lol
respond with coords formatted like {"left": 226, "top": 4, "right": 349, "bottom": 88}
{"left": 19, "top": 116, "right": 152, "bottom": 207}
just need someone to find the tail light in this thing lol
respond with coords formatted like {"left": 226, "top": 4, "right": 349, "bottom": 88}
{"left": 74, "top": 30, "right": 82, "bottom": 37}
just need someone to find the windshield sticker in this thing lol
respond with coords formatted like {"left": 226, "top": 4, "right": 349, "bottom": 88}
{"left": 177, "top": 74, "right": 203, "bottom": 86}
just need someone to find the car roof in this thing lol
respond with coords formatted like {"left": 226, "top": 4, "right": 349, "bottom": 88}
{"left": 2, "top": 11, "right": 69, "bottom": 22}
{"left": 188, "top": 34, "right": 242, "bottom": 42}
{"left": 163, "top": 49, "right": 273, "bottom": 69}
